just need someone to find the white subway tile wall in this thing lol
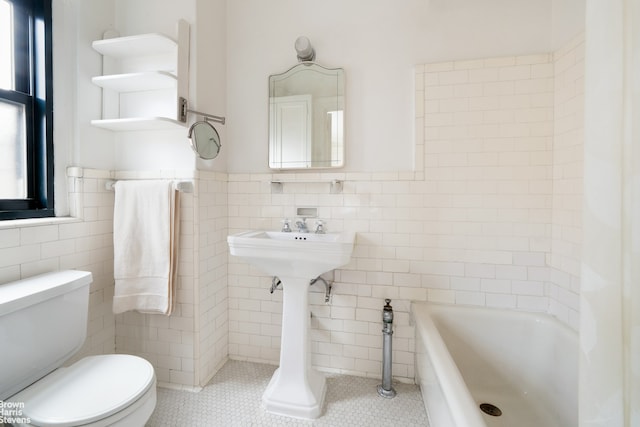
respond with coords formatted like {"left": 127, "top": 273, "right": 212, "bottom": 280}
{"left": 0, "top": 168, "right": 116, "bottom": 360}
{"left": 1, "top": 168, "right": 228, "bottom": 389}
{"left": 549, "top": 33, "right": 584, "bottom": 329}
{"left": 114, "top": 170, "right": 199, "bottom": 387}
{"left": 228, "top": 37, "right": 584, "bottom": 382}
{"left": 114, "top": 170, "right": 229, "bottom": 389}
{"left": 195, "top": 171, "right": 229, "bottom": 386}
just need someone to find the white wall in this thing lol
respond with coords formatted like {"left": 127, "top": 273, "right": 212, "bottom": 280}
{"left": 64, "top": 0, "right": 227, "bottom": 173}
{"left": 552, "top": 0, "right": 586, "bottom": 49}
{"left": 65, "top": 0, "right": 584, "bottom": 174}
{"left": 416, "top": 0, "right": 551, "bottom": 62}
{"left": 225, "top": 0, "right": 584, "bottom": 173}
{"left": 54, "top": 0, "right": 194, "bottom": 173}
{"left": 74, "top": 0, "right": 117, "bottom": 171}
{"left": 111, "top": 0, "right": 198, "bottom": 171}
{"left": 194, "top": 0, "right": 227, "bottom": 173}
{"left": 52, "top": 0, "right": 115, "bottom": 215}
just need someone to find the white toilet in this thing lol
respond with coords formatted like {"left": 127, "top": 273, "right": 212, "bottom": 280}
{"left": 0, "top": 270, "right": 157, "bottom": 426}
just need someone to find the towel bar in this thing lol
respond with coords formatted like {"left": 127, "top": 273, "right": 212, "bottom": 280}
{"left": 104, "top": 180, "right": 193, "bottom": 193}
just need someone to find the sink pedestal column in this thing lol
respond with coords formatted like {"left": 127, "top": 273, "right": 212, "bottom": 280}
{"left": 262, "top": 276, "right": 326, "bottom": 419}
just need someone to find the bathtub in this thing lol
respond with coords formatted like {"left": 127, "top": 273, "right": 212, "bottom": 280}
{"left": 412, "top": 302, "right": 577, "bottom": 427}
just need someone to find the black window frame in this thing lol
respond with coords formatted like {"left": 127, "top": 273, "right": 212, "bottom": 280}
{"left": 0, "top": 0, "right": 54, "bottom": 220}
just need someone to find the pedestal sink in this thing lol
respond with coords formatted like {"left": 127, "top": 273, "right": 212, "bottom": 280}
{"left": 227, "top": 230, "right": 355, "bottom": 419}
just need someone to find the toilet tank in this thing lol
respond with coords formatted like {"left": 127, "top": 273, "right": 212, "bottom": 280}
{"left": 0, "top": 270, "right": 92, "bottom": 400}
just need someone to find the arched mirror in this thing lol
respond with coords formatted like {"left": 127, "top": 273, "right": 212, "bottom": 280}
{"left": 188, "top": 121, "right": 221, "bottom": 160}
{"left": 269, "top": 63, "right": 345, "bottom": 169}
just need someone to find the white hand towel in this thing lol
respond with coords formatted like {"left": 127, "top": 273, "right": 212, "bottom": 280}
{"left": 112, "top": 180, "right": 180, "bottom": 315}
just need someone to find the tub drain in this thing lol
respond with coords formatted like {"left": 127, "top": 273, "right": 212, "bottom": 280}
{"left": 480, "top": 403, "right": 502, "bottom": 417}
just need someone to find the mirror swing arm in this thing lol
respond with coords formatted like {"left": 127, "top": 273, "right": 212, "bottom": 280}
{"left": 179, "top": 97, "right": 225, "bottom": 125}
{"left": 179, "top": 96, "right": 226, "bottom": 160}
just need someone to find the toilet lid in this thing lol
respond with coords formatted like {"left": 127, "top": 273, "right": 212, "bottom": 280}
{"left": 10, "top": 354, "right": 155, "bottom": 426}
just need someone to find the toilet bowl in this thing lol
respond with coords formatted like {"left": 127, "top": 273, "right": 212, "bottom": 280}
{"left": 0, "top": 270, "right": 157, "bottom": 427}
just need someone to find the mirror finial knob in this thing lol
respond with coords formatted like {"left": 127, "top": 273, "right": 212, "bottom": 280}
{"left": 295, "top": 36, "right": 315, "bottom": 62}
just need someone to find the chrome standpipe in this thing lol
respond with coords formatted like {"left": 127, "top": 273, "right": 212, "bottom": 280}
{"left": 377, "top": 299, "right": 396, "bottom": 398}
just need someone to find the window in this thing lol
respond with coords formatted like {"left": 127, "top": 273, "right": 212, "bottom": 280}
{"left": 0, "top": 0, "right": 53, "bottom": 220}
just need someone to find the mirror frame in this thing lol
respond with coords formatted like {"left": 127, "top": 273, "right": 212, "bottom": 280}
{"left": 268, "top": 62, "right": 345, "bottom": 170}
{"left": 188, "top": 121, "right": 221, "bottom": 160}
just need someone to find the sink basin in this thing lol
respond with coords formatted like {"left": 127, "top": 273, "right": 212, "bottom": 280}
{"left": 227, "top": 230, "right": 355, "bottom": 278}
{"left": 227, "top": 229, "right": 355, "bottom": 419}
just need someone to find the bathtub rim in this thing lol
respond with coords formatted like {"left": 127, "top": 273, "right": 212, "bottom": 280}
{"left": 411, "top": 301, "right": 488, "bottom": 427}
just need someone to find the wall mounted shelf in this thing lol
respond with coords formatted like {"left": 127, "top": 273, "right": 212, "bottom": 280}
{"left": 270, "top": 179, "right": 344, "bottom": 194}
{"left": 91, "top": 33, "right": 177, "bottom": 58}
{"left": 91, "top": 71, "right": 177, "bottom": 92}
{"left": 90, "top": 21, "right": 189, "bottom": 132}
{"left": 91, "top": 117, "right": 184, "bottom": 131}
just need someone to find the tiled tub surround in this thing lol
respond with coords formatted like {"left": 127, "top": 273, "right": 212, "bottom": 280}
{"left": 549, "top": 34, "right": 584, "bottom": 328}
{"left": 228, "top": 36, "right": 585, "bottom": 383}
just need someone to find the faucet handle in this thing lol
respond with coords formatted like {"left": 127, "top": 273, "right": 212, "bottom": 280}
{"left": 281, "top": 218, "right": 292, "bottom": 232}
{"left": 295, "top": 218, "right": 309, "bottom": 232}
{"left": 314, "top": 220, "right": 325, "bottom": 234}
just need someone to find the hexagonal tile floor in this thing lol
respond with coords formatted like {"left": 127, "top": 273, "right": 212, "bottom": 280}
{"left": 147, "top": 360, "right": 428, "bottom": 426}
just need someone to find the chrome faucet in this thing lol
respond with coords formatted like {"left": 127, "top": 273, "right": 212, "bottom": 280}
{"left": 295, "top": 218, "right": 309, "bottom": 233}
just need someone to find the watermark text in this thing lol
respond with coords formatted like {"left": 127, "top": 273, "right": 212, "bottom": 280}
{"left": 0, "top": 400, "right": 31, "bottom": 424}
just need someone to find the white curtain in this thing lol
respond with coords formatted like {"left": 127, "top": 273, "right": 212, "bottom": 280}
{"left": 581, "top": 0, "right": 640, "bottom": 425}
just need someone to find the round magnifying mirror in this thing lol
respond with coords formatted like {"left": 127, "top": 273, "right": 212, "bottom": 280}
{"left": 188, "top": 121, "right": 221, "bottom": 160}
